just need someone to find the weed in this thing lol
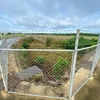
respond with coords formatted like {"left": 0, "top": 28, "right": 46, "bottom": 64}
{"left": 53, "top": 57, "right": 69, "bottom": 80}
{"left": 46, "top": 37, "right": 52, "bottom": 47}
{"left": 35, "top": 56, "right": 46, "bottom": 64}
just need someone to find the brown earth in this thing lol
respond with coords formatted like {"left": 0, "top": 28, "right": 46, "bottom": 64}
{"left": 0, "top": 60, "right": 99, "bottom": 100}
{"left": 33, "top": 35, "right": 98, "bottom": 41}
{"left": 8, "top": 53, "right": 19, "bottom": 73}
{"left": 0, "top": 75, "right": 2, "bottom": 81}
{"left": 75, "top": 59, "right": 100, "bottom": 100}
{"left": 0, "top": 90, "right": 63, "bottom": 100}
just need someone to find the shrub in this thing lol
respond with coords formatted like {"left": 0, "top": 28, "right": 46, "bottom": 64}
{"left": 22, "top": 51, "right": 28, "bottom": 57}
{"left": 61, "top": 36, "right": 97, "bottom": 49}
{"left": 53, "top": 57, "right": 69, "bottom": 79}
{"left": 22, "top": 42, "right": 30, "bottom": 49}
{"left": 61, "top": 37, "right": 76, "bottom": 49}
{"left": 35, "top": 56, "right": 46, "bottom": 64}
{"left": 7, "top": 32, "right": 11, "bottom": 35}
{"left": 22, "top": 37, "right": 34, "bottom": 43}
{"left": 26, "top": 37, "right": 34, "bottom": 43}
{"left": 46, "top": 37, "right": 52, "bottom": 47}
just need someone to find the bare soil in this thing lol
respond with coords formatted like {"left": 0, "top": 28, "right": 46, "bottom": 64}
{"left": 0, "top": 90, "right": 63, "bottom": 100}
{"left": 33, "top": 35, "right": 75, "bottom": 41}
{"left": 33, "top": 35, "right": 98, "bottom": 41}
{"left": 0, "top": 75, "right": 2, "bottom": 81}
{"left": 75, "top": 74, "right": 100, "bottom": 100}
{"left": 8, "top": 53, "right": 19, "bottom": 73}
{"left": 75, "top": 60, "right": 100, "bottom": 100}
{"left": 1, "top": 70, "right": 100, "bottom": 100}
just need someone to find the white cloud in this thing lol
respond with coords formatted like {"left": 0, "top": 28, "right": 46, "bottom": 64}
{"left": 0, "top": 0, "right": 100, "bottom": 32}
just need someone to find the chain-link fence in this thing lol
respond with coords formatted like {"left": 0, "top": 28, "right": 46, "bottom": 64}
{"left": 0, "top": 30, "right": 100, "bottom": 100}
{"left": 0, "top": 39, "right": 8, "bottom": 91}
{"left": 8, "top": 50, "right": 73, "bottom": 98}
{"left": 72, "top": 46, "right": 96, "bottom": 96}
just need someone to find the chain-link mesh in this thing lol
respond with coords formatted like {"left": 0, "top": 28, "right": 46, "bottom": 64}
{"left": 70, "top": 32, "right": 99, "bottom": 96}
{"left": 0, "top": 39, "right": 8, "bottom": 91}
{"left": 8, "top": 50, "right": 72, "bottom": 98}
{"left": 99, "top": 45, "right": 100, "bottom": 59}
{"left": 0, "top": 32, "right": 100, "bottom": 99}
{"left": 72, "top": 46, "right": 96, "bottom": 95}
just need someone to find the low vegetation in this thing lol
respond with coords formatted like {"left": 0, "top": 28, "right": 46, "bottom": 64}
{"left": 46, "top": 37, "right": 52, "bottom": 47}
{"left": 62, "top": 36, "right": 98, "bottom": 49}
{"left": 53, "top": 57, "right": 69, "bottom": 80}
{"left": 12, "top": 34, "right": 98, "bottom": 81}
{"left": 35, "top": 56, "right": 46, "bottom": 64}
{"left": 22, "top": 42, "right": 30, "bottom": 49}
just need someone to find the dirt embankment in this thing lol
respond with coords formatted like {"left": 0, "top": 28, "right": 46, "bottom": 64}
{"left": 75, "top": 74, "right": 100, "bottom": 100}
{"left": 0, "top": 75, "right": 2, "bottom": 81}
{"left": 8, "top": 53, "right": 19, "bottom": 73}
{"left": 75, "top": 59, "right": 100, "bottom": 100}
{"left": 0, "top": 90, "right": 63, "bottom": 100}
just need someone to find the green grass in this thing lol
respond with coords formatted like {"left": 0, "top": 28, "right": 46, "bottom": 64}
{"left": 5, "top": 33, "right": 27, "bottom": 38}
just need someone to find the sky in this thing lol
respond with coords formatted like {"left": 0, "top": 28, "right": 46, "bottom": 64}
{"left": 0, "top": 0, "right": 100, "bottom": 33}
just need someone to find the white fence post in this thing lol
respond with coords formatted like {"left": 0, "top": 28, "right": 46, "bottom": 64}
{"left": 0, "top": 39, "right": 8, "bottom": 92}
{"left": 5, "top": 38, "right": 8, "bottom": 92}
{"left": 97, "top": 34, "right": 100, "bottom": 60}
{"left": 90, "top": 34, "right": 100, "bottom": 76}
{"left": 68, "top": 29, "right": 80, "bottom": 100}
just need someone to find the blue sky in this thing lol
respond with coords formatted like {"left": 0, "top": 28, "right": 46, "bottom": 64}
{"left": 0, "top": 0, "right": 100, "bottom": 33}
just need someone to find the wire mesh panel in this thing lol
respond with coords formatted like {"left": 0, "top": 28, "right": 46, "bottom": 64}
{"left": 72, "top": 46, "right": 96, "bottom": 96}
{"left": 99, "top": 45, "right": 100, "bottom": 59}
{"left": 97, "top": 43, "right": 100, "bottom": 63}
{"left": 0, "top": 39, "right": 8, "bottom": 91}
{"left": 8, "top": 50, "right": 73, "bottom": 98}
{"left": 0, "top": 31, "right": 100, "bottom": 100}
